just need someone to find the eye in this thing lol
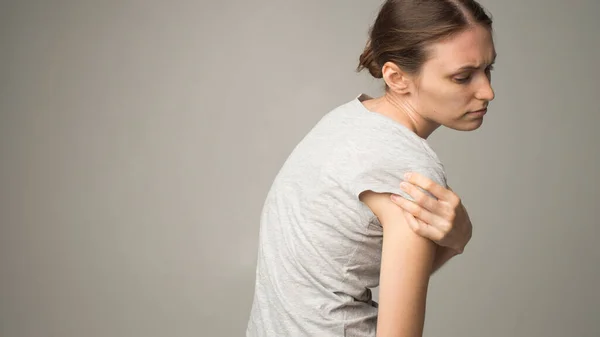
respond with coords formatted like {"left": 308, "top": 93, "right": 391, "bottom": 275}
{"left": 485, "top": 64, "right": 495, "bottom": 77}
{"left": 454, "top": 74, "right": 472, "bottom": 84}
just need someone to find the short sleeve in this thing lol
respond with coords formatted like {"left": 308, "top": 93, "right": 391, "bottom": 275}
{"left": 351, "top": 165, "right": 447, "bottom": 202}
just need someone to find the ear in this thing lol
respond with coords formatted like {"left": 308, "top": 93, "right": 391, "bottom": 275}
{"left": 381, "top": 61, "right": 412, "bottom": 94}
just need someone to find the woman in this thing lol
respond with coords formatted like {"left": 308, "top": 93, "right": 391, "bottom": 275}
{"left": 247, "top": 0, "right": 495, "bottom": 336}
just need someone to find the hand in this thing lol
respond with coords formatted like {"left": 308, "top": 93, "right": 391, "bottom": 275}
{"left": 390, "top": 172, "right": 472, "bottom": 254}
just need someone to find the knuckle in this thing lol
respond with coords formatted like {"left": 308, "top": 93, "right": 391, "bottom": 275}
{"left": 435, "top": 233, "right": 445, "bottom": 242}
{"left": 442, "top": 221, "right": 452, "bottom": 232}
{"left": 454, "top": 196, "right": 462, "bottom": 206}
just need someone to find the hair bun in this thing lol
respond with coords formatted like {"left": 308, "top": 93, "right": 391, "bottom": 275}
{"left": 357, "top": 40, "right": 383, "bottom": 79}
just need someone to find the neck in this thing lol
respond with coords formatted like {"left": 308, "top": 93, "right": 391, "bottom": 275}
{"left": 354, "top": 92, "right": 440, "bottom": 139}
{"left": 365, "top": 92, "right": 440, "bottom": 139}
{"left": 383, "top": 92, "right": 440, "bottom": 139}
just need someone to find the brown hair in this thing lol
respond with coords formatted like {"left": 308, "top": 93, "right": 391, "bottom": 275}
{"left": 357, "top": 0, "right": 493, "bottom": 79}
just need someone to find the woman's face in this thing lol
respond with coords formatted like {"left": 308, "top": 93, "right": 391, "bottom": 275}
{"left": 413, "top": 25, "right": 496, "bottom": 131}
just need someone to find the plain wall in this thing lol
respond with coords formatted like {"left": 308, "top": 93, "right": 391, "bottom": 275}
{"left": 1, "top": 0, "right": 599, "bottom": 336}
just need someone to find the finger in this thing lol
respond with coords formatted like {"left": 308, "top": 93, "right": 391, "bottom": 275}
{"left": 399, "top": 181, "right": 438, "bottom": 213}
{"left": 416, "top": 217, "right": 428, "bottom": 227}
{"left": 391, "top": 194, "right": 451, "bottom": 232}
{"left": 402, "top": 210, "right": 444, "bottom": 242}
{"left": 404, "top": 172, "right": 454, "bottom": 201}
{"left": 390, "top": 195, "right": 438, "bottom": 225}
{"left": 402, "top": 209, "right": 420, "bottom": 232}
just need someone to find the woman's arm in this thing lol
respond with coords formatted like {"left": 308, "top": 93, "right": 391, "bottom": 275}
{"left": 361, "top": 191, "right": 437, "bottom": 337}
{"left": 391, "top": 172, "right": 473, "bottom": 255}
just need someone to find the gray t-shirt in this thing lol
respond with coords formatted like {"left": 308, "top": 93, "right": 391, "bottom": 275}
{"left": 246, "top": 94, "right": 447, "bottom": 336}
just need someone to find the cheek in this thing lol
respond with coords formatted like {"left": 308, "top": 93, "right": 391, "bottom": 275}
{"left": 419, "top": 82, "right": 470, "bottom": 115}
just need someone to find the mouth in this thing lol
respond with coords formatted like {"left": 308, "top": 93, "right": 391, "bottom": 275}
{"left": 468, "top": 108, "right": 487, "bottom": 117}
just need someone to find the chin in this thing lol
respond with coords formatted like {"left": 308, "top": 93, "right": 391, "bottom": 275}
{"left": 447, "top": 118, "right": 484, "bottom": 131}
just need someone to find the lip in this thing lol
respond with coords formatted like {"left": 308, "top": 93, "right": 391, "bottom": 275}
{"left": 468, "top": 108, "right": 487, "bottom": 117}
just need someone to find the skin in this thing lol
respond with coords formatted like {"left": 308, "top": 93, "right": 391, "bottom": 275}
{"left": 362, "top": 24, "right": 496, "bottom": 138}
{"left": 360, "top": 24, "right": 496, "bottom": 337}
{"left": 395, "top": 172, "right": 472, "bottom": 273}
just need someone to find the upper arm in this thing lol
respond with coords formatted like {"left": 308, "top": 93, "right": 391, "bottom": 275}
{"left": 360, "top": 191, "right": 437, "bottom": 337}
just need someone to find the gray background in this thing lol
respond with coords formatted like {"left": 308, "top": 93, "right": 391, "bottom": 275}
{"left": 1, "top": 0, "right": 599, "bottom": 336}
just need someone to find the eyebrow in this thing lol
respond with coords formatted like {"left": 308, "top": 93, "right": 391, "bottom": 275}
{"left": 453, "top": 52, "right": 497, "bottom": 72}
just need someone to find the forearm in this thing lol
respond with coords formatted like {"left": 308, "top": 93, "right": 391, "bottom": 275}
{"left": 431, "top": 246, "right": 459, "bottom": 274}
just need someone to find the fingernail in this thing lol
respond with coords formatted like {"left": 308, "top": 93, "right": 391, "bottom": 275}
{"left": 404, "top": 172, "right": 412, "bottom": 180}
{"left": 400, "top": 182, "right": 409, "bottom": 189}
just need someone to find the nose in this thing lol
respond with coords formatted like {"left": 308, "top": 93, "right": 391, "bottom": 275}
{"left": 475, "top": 77, "right": 495, "bottom": 101}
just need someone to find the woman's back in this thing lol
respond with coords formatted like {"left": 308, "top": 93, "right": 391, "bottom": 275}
{"left": 246, "top": 94, "right": 446, "bottom": 336}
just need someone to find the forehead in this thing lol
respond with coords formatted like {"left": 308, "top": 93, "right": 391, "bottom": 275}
{"left": 426, "top": 25, "right": 496, "bottom": 69}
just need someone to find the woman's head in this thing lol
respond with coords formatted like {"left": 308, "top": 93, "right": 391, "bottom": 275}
{"left": 357, "top": 0, "right": 496, "bottom": 132}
